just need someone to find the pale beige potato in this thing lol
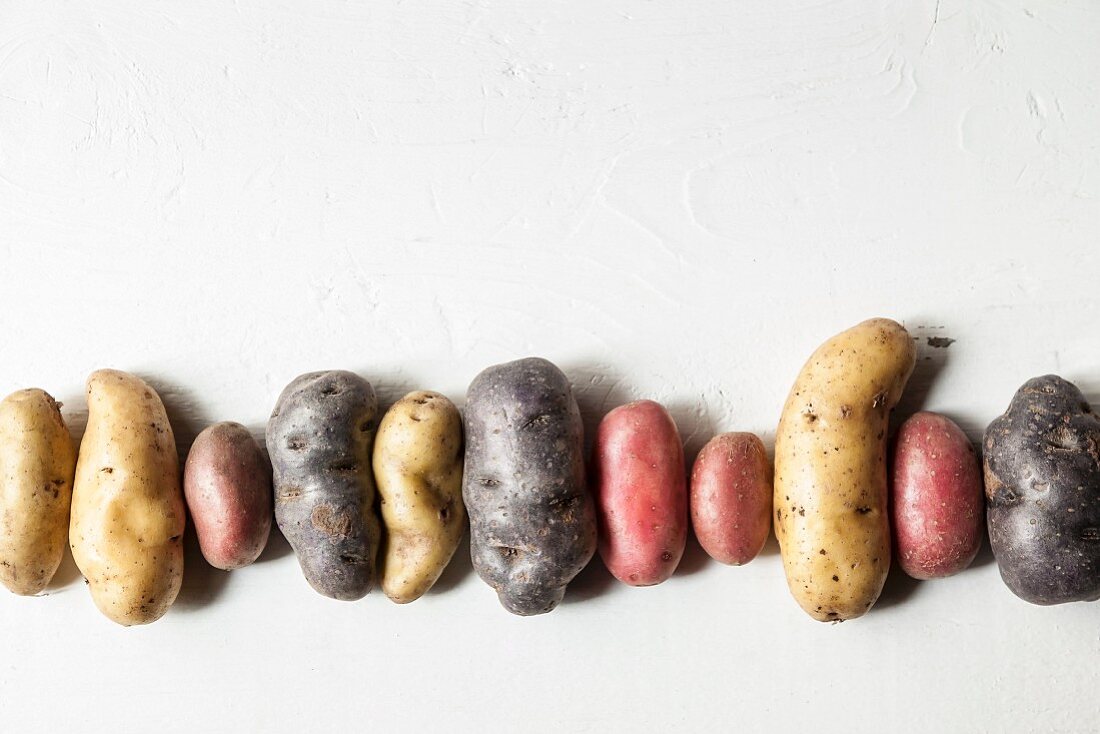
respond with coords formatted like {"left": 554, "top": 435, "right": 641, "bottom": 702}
{"left": 0, "top": 389, "right": 76, "bottom": 595}
{"left": 774, "top": 318, "right": 915, "bottom": 622}
{"left": 373, "top": 391, "right": 464, "bottom": 603}
{"left": 70, "top": 370, "right": 185, "bottom": 626}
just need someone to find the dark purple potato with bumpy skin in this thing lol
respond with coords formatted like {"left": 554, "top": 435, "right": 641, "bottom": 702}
{"left": 267, "top": 371, "right": 381, "bottom": 600}
{"left": 463, "top": 357, "right": 597, "bottom": 616}
{"left": 984, "top": 375, "right": 1100, "bottom": 605}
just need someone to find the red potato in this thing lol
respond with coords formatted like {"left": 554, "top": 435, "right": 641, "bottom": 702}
{"left": 184, "top": 422, "right": 273, "bottom": 570}
{"left": 890, "top": 411, "right": 983, "bottom": 580}
{"left": 690, "top": 432, "right": 772, "bottom": 566}
{"left": 592, "top": 400, "right": 686, "bottom": 586}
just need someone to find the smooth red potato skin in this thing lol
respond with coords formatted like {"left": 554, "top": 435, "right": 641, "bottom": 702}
{"left": 593, "top": 400, "right": 686, "bottom": 586}
{"left": 890, "top": 412, "right": 983, "bottom": 580}
{"left": 690, "top": 433, "right": 772, "bottom": 566}
{"left": 184, "top": 422, "right": 273, "bottom": 570}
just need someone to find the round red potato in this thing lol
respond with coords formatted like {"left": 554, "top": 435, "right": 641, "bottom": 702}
{"left": 592, "top": 400, "right": 686, "bottom": 586}
{"left": 184, "top": 422, "right": 273, "bottom": 570}
{"left": 890, "top": 411, "right": 983, "bottom": 580}
{"left": 690, "top": 432, "right": 772, "bottom": 566}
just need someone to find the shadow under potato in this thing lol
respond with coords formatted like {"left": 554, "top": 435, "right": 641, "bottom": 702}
{"left": 968, "top": 530, "right": 997, "bottom": 570}
{"left": 44, "top": 543, "right": 83, "bottom": 593}
{"left": 564, "top": 553, "right": 617, "bottom": 605}
{"left": 137, "top": 374, "right": 212, "bottom": 458}
{"left": 755, "top": 532, "right": 781, "bottom": 559}
{"left": 892, "top": 333, "right": 951, "bottom": 426}
{"left": 172, "top": 523, "right": 231, "bottom": 612}
{"left": 675, "top": 531, "right": 711, "bottom": 577}
{"left": 873, "top": 561, "right": 923, "bottom": 611}
{"left": 561, "top": 360, "right": 633, "bottom": 455}
{"left": 256, "top": 521, "right": 294, "bottom": 564}
{"left": 427, "top": 529, "right": 473, "bottom": 595}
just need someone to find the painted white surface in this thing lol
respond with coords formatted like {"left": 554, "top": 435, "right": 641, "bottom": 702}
{"left": 1, "top": 1, "right": 1098, "bottom": 731}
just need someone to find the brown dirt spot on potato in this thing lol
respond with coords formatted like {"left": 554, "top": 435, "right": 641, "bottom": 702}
{"left": 311, "top": 505, "right": 353, "bottom": 537}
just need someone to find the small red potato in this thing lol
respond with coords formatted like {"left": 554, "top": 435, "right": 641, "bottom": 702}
{"left": 690, "top": 432, "right": 772, "bottom": 566}
{"left": 592, "top": 400, "right": 686, "bottom": 586}
{"left": 184, "top": 422, "right": 272, "bottom": 570}
{"left": 890, "top": 411, "right": 983, "bottom": 580}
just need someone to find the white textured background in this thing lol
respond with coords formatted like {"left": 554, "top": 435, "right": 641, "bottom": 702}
{"left": 2, "top": 1, "right": 1099, "bottom": 732}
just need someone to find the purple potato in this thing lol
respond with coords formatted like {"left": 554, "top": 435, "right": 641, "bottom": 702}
{"left": 267, "top": 371, "right": 380, "bottom": 600}
{"left": 985, "top": 375, "right": 1100, "bottom": 605}
{"left": 462, "top": 357, "right": 597, "bottom": 616}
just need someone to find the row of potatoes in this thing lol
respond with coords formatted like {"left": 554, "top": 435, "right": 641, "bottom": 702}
{"left": 2, "top": 318, "right": 1098, "bottom": 625}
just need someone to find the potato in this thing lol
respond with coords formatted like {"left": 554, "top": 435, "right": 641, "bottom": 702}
{"left": 592, "top": 400, "right": 686, "bottom": 586}
{"left": 0, "top": 389, "right": 76, "bottom": 595}
{"left": 463, "top": 357, "right": 597, "bottom": 615}
{"left": 373, "top": 391, "right": 465, "bottom": 603}
{"left": 690, "top": 432, "right": 772, "bottom": 566}
{"left": 70, "top": 370, "right": 185, "bottom": 626}
{"left": 183, "top": 422, "right": 272, "bottom": 570}
{"left": 984, "top": 375, "right": 1100, "bottom": 605}
{"left": 890, "top": 411, "right": 983, "bottom": 580}
{"left": 774, "top": 318, "right": 916, "bottom": 622}
{"left": 267, "top": 371, "right": 381, "bottom": 600}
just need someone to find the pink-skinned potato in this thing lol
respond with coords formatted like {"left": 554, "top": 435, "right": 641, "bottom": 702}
{"left": 690, "top": 432, "right": 772, "bottom": 566}
{"left": 592, "top": 400, "right": 686, "bottom": 586}
{"left": 890, "top": 411, "right": 983, "bottom": 580}
{"left": 184, "top": 422, "right": 272, "bottom": 570}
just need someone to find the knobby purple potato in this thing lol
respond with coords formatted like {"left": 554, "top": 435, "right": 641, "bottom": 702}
{"left": 184, "top": 422, "right": 272, "bottom": 570}
{"left": 267, "top": 371, "right": 381, "bottom": 600}
{"left": 984, "top": 375, "right": 1100, "bottom": 605}
{"left": 462, "top": 357, "right": 597, "bottom": 616}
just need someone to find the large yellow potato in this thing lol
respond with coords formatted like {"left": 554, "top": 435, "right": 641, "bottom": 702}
{"left": 372, "top": 391, "right": 464, "bottom": 603}
{"left": 774, "top": 318, "right": 915, "bottom": 622}
{"left": 70, "top": 370, "right": 185, "bottom": 626}
{"left": 0, "top": 389, "right": 76, "bottom": 595}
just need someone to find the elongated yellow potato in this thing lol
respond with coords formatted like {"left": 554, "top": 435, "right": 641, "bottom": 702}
{"left": 70, "top": 370, "right": 185, "bottom": 626}
{"left": 774, "top": 318, "right": 915, "bottom": 622}
{"left": 373, "top": 391, "right": 464, "bottom": 603}
{"left": 0, "top": 389, "right": 76, "bottom": 595}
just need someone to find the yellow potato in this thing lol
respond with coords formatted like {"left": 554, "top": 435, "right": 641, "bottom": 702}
{"left": 372, "top": 391, "right": 464, "bottom": 603}
{"left": 774, "top": 318, "right": 915, "bottom": 622}
{"left": 0, "top": 389, "right": 76, "bottom": 595}
{"left": 70, "top": 370, "right": 185, "bottom": 626}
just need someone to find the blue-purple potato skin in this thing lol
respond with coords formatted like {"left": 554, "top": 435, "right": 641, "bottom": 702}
{"left": 984, "top": 375, "right": 1100, "bottom": 605}
{"left": 462, "top": 357, "right": 597, "bottom": 616}
{"left": 183, "top": 422, "right": 272, "bottom": 570}
{"left": 267, "top": 371, "right": 381, "bottom": 600}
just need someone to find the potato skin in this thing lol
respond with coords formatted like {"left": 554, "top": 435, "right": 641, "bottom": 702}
{"left": 890, "top": 412, "right": 983, "bottom": 580}
{"left": 373, "top": 391, "right": 464, "bottom": 603}
{"left": 690, "top": 432, "right": 772, "bottom": 566}
{"left": 774, "top": 318, "right": 916, "bottom": 622}
{"left": 463, "top": 357, "right": 597, "bottom": 616}
{"left": 183, "top": 422, "right": 272, "bottom": 570}
{"left": 70, "top": 370, "right": 185, "bottom": 626}
{"left": 267, "top": 371, "right": 380, "bottom": 600}
{"left": 0, "top": 389, "right": 76, "bottom": 595}
{"left": 593, "top": 400, "right": 686, "bottom": 586}
{"left": 984, "top": 375, "right": 1100, "bottom": 605}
